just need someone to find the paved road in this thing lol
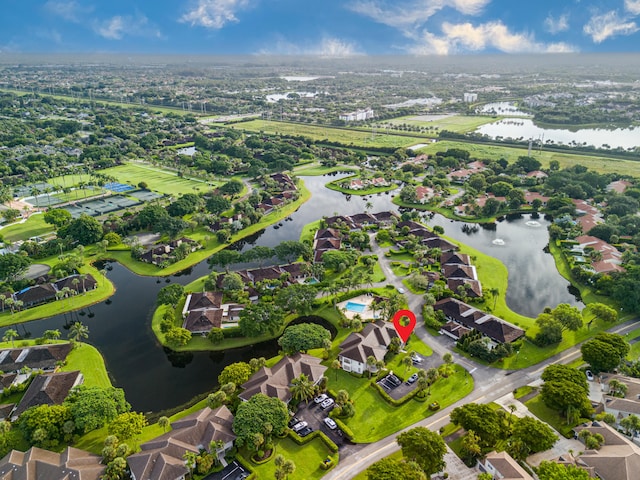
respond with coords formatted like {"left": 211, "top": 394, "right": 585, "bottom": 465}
{"left": 322, "top": 235, "right": 639, "bottom": 479}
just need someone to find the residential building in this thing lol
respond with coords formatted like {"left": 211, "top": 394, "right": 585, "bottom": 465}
{"left": 0, "top": 446, "right": 105, "bottom": 480}
{"left": 239, "top": 353, "right": 327, "bottom": 403}
{"left": 571, "top": 421, "right": 640, "bottom": 480}
{"left": 339, "top": 108, "right": 374, "bottom": 122}
{"left": 11, "top": 370, "right": 83, "bottom": 420}
{"left": 479, "top": 451, "right": 533, "bottom": 479}
{"left": 435, "top": 298, "right": 524, "bottom": 345}
{"left": 0, "top": 343, "right": 73, "bottom": 374}
{"left": 128, "top": 406, "right": 236, "bottom": 480}
{"left": 463, "top": 93, "right": 478, "bottom": 103}
{"left": 338, "top": 320, "right": 399, "bottom": 374}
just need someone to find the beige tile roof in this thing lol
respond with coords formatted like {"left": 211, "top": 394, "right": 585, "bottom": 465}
{"left": 0, "top": 446, "right": 105, "bottom": 480}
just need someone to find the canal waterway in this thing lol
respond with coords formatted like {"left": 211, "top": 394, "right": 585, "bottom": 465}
{"left": 2, "top": 174, "right": 580, "bottom": 412}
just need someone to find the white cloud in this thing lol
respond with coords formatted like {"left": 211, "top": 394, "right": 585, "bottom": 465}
{"left": 180, "top": 0, "right": 253, "bottom": 29}
{"left": 544, "top": 13, "right": 569, "bottom": 34}
{"left": 44, "top": 0, "right": 92, "bottom": 22}
{"left": 625, "top": 0, "right": 640, "bottom": 15}
{"left": 409, "top": 21, "right": 576, "bottom": 54}
{"left": 93, "top": 14, "right": 161, "bottom": 40}
{"left": 348, "top": 0, "right": 489, "bottom": 29}
{"left": 583, "top": 10, "right": 639, "bottom": 43}
{"left": 256, "top": 36, "right": 362, "bottom": 57}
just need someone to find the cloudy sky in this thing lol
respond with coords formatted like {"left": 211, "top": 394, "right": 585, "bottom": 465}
{"left": 2, "top": 0, "right": 640, "bottom": 55}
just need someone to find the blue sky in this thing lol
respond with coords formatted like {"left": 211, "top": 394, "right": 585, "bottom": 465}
{"left": 2, "top": 0, "right": 640, "bottom": 55}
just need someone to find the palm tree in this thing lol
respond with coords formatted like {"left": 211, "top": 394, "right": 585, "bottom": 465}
{"left": 331, "top": 359, "right": 341, "bottom": 381}
{"left": 289, "top": 374, "right": 315, "bottom": 405}
{"left": 68, "top": 321, "right": 89, "bottom": 345}
{"left": 5, "top": 298, "right": 15, "bottom": 314}
{"left": 3, "top": 329, "right": 18, "bottom": 347}
{"left": 489, "top": 287, "right": 500, "bottom": 310}
{"left": 402, "top": 355, "right": 413, "bottom": 372}
{"left": 366, "top": 356, "right": 377, "bottom": 378}
{"left": 0, "top": 294, "right": 5, "bottom": 312}
{"left": 158, "top": 416, "right": 170, "bottom": 433}
{"left": 282, "top": 459, "right": 296, "bottom": 480}
{"left": 43, "top": 329, "right": 61, "bottom": 343}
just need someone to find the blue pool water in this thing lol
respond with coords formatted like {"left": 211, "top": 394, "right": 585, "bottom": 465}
{"left": 345, "top": 301, "right": 366, "bottom": 313}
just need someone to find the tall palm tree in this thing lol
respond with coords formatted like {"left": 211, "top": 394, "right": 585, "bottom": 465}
{"left": 43, "top": 329, "right": 61, "bottom": 343}
{"left": 68, "top": 321, "right": 89, "bottom": 345}
{"left": 158, "top": 416, "right": 170, "bottom": 433}
{"left": 366, "top": 356, "right": 377, "bottom": 378}
{"left": 331, "top": 359, "right": 341, "bottom": 381}
{"left": 3, "top": 329, "right": 18, "bottom": 347}
{"left": 289, "top": 374, "right": 315, "bottom": 405}
{"left": 282, "top": 459, "right": 296, "bottom": 480}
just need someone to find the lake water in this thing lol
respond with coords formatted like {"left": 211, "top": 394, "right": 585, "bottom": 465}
{"left": 478, "top": 102, "right": 531, "bottom": 117}
{"left": 476, "top": 118, "right": 640, "bottom": 150}
{"left": 1, "top": 174, "right": 579, "bottom": 412}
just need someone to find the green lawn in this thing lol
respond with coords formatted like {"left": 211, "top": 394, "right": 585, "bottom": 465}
{"left": 60, "top": 343, "right": 112, "bottom": 388}
{"left": 244, "top": 436, "right": 336, "bottom": 480}
{"left": 293, "top": 163, "right": 357, "bottom": 176}
{"left": 0, "top": 214, "right": 54, "bottom": 243}
{"left": 382, "top": 115, "right": 499, "bottom": 133}
{"left": 99, "top": 163, "right": 211, "bottom": 196}
{"left": 417, "top": 140, "right": 640, "bottom": 177}
{"left": 525, "top": 394, "right": 583, "bottom": 438}
{"left": 332, "top": 364, "right": 473, "bottom": 443}
{"left": 227, "top": 120, "right": 428, "bottom": 149}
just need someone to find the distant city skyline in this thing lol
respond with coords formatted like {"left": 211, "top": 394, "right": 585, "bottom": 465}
{"left": 2, "top": 0, "right": 640, "bottom": 55}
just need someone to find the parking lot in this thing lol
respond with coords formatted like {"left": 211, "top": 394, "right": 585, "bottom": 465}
{"left": 294, "top": 399, "right": 348, "bottom": 448}
{"left": 203, "top": 460, "right": 248, "bottom": 480}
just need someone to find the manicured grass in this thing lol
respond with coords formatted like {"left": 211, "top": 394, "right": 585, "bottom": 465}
{"left": 624, "top": 327, "right": 640, "bottom": 360}
{"left": 99, "top": 163, "right": 211, "bottom": 196}
{"left": 0, "top": 214, "right": 54, "bottom": 243}
{"left": 382, "top": 114, "right": 499, "bottom": 133}
{"left": 416, "top": 140, "right": 640, "bottom": 177}
{"left": 246, "top": 436, "right": 336, "bottom": 480}
{"left": 227, "top": 120, "right": 428, "bottom": 149}
{"left": 60, "top": 343, "right": 112, "bottom": 388}
{"left": 0, "top": 263, "right": 115, "bottom": 327}
{"left": 332, "top": 364, "right": 473, "bottom": 443}
{"left": 293, "top": 163, "right": 357, "bottom": 176}
{"left": 513, "top": 385, "right": 533, "bottom": 399}
{"left": 525, "top": 394, "right": 582, "bottom": 438}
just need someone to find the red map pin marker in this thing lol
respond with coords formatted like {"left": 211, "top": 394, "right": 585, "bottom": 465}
{"left": 392, "top": 309, "right": 416, "bottom": 343}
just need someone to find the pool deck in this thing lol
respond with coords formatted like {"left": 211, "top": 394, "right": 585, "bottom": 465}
{"left": 337, "top": 294, "right": 379, "bottom": 320}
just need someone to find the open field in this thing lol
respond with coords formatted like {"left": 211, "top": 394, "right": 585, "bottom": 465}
{"left": 227, "top": 120, "right": 428, "bottom": 148}
{"left": 380, "top": 114, "right": 499, "bottom": 133}
{"left": 419, "top": 140, "right": 640, "bottom": 176}
{"left": 60, "top": 343, "right": 113, "bottom": 388}
{"left": 0, "top": 213, "right": 54, "bottom": 242}
{"left": 99, "top": 163, "right": 211, "bottom": 196}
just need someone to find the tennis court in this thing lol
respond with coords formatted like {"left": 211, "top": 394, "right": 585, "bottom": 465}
{"left": 129, "top": 190, "right": 163, "bottom": 202}
{"left": 104, "top": 182, "right": 135, "bottom": 193}
{"left": 63, "top": 195, "right": 141, "bottom": 218}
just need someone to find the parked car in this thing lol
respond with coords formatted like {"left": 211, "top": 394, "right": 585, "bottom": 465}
{"left": 321, "top": 398, "right": 334, "bottom": 409}
{"left": 298, "top": 426, "right": 313, "bottom": 437}
{"left": 586, "top": 370, "right": 594, "bottom": 381}
{"left": 429, "top": 402, "right": 440, "bottom": 411}
{"left": 314, "top": 393, "right": 328, "bottom": 404}
{"left": 411, "top": 353, "right": 422, "bottom": 364}
{"left": 397, "top": 287, "right": 406, "bottom": 294}
{"left": 292, "top": 421, "right": 308, "bottom": 432}
{"left": 324, "top": 418, "right": 337, "bottom": 430}
{"left": 388, "top": 374, "right": 402, "bottom": 387}
{"left": 288, "top": 416, "right": 300, "bottom": 428}
{"left": 406, "top": 373, "right": 419, "bottom": 385}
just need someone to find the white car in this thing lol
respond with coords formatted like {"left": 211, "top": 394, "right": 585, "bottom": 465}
{"left": 314, "top": 393, "right": 328, "bottom": 404}
{"left": 321, "top": 398, "right": 335, "bottom": 409}
{"left": 586, "top": 370, "right": 594, "bottom": 381}
{"left": 292, "top": 421, "right": 308, "bottom": 432}
{"left": 324, "top": 418, "right": 337, "bottom": 430}
{"left": 397, "top": 287, "right": 406, "bottom": 294}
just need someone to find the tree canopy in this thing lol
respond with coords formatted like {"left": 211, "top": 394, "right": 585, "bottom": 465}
{"left": 218, "top": 362, "right": 253, "bottom": 386}
{"left": 366, "top": 458, "right": 427, "bottom": 480}
{"left": 0, "top": 252, "right": 30, "bottom": 282}
{"left": 536, "top": 461, "right": 590, "bottom": 480}
{"left": 581, "top": 333, "right": 629, "bottom": 374}
{"left": 450, "top": 403, "right": 503, "bottom": 446}
{"left": 157, "top": 283, "right": 184, "bottom": 306}
{"left": 233, "top": 394, "right": 289, "bottom": 448}
{"left": 58, "top": 214, "right": 103, "bottom": 245}
{"left": 278, "top": 323, "right": 331, "bottom": 354}
{"left": 396, "top": 427, "right": 447, "bottom": 476}
{"left": 63, "top": 386, "right": 131, "bottom": 433}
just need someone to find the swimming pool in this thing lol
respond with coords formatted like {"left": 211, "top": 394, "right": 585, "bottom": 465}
{"left": 345, "top": 301, "right": 367, "bottom": 313}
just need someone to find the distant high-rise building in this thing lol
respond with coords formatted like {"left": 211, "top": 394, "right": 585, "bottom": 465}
{"left": 463, "top": 93, "right": 478, "bottom": 103}
{"left": 339, "top": 108, "right": 374, "bottom": 122}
